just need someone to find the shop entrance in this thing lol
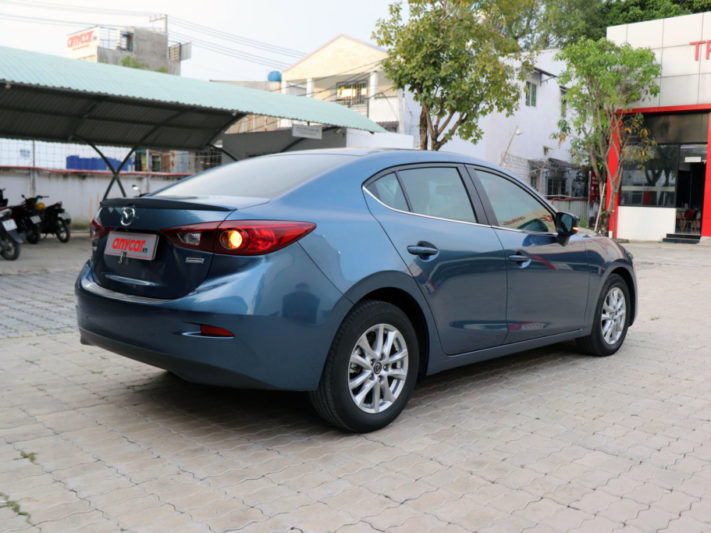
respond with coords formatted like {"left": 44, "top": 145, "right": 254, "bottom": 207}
{"left": 676, "top": 150, "right": 707, "bottom": 234}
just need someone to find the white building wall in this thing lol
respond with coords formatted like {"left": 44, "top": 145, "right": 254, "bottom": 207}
{"left": 607, "top": 12, "right": 711, "bottom": 107}
{"left": 617, "top": 206, "right": 677, "bottom": 241}
{"left": 345, "top": 129, "right": 414, "bottom": 148}
{"left": 0, "top": 169, "right": 179, "bottom": 226}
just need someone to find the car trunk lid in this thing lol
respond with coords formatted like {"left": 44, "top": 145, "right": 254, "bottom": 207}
{"left": 92, "top": 196, "right": 266, "bottom": 299}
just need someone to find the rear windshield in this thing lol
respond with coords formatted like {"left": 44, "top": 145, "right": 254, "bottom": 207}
{"left": 155, "top": 153, "right": 355, "bottom": 199}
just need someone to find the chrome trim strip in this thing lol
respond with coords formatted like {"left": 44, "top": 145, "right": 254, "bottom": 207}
{"left": 362, "top": 187, "right": 490, "bottom": 228}
{"left": 81, "top": 277, "right": 171, "bottom": 304}
{"left": 104, "top": 273, "right": 160, "bottom": 287}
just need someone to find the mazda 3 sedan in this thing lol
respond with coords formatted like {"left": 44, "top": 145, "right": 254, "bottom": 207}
{"left": 76, "top": 149, "right": 636, "bottom": 432}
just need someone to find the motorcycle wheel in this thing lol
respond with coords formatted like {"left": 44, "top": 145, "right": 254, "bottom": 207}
{"left": 56, "top": 221, "right": 71, "bottom": 243}
{"left": 1, "top": 239, "right": 20, "bottom": 260}
{"left": 26, "top": 224, "right": 40, "bottom": 244}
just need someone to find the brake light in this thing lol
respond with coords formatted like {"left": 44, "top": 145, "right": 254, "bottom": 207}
{"left": 162, "top": 220, "right": 316, "bottom": 256}
{"left": 90, "top": 218, "right": 109, "bottom": 241}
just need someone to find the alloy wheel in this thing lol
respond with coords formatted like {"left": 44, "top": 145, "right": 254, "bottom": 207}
{"left": 601, "top": 286, "right": 626, "bottom": 346}
{"left": 347, "top": 323, "right": 409, "bottom": 414}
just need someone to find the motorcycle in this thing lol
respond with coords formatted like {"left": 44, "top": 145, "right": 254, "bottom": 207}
{"left": 10, "top": 195, "right": 42, "bottom": 244}
{"left": 0, "top": 205, "right": 22, "bottom": 260}
{"left": 37, "top": 199, "right": 71, "bottom": 243}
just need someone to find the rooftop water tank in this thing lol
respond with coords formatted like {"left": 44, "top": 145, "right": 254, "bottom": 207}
{"left": 267, "top": 70, "right": 282, "bottom": 82}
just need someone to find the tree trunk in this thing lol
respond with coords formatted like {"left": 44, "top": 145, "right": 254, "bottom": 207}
{"left": 419, "top": 108, "right": 429, "bottom": 150}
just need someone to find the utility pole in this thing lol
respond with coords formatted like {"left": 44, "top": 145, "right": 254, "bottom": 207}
{"left": 149, "top": 14, "right": 168, "bottom": 35}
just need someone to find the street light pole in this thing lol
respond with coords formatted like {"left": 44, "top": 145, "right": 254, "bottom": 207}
{"left": 500, "top": 126, "right": 522, "bottom": 166}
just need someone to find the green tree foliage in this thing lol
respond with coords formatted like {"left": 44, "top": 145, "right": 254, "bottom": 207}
{"left": 555, "top": 38, "right": 661, "bottom": 233}
{"left": 120, "top": 56, "right": 168, "bottom": 73}
{"left": 523, "top": 0, "right": 711, "bottom": 49}
{"left": 373, "top": 0, "right": 528, "bottom": 150}
{"left": 603, "top": 0, "right": 689, "bottom": 25}
{"left": 120, "top": 56, "right": 150, "bottom": 70}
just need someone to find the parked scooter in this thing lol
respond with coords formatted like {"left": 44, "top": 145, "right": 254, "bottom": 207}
{"left": 10, "top": 195, "right": 42, "bottom": 244}
{"left": 0, "top": 205, "right": 22, "bottom": 260}
{"left": 0, "top": 188, "right": 8, "bottom": 208}
{"left": 37, "top": 198, "right": 71, "bottom": 242}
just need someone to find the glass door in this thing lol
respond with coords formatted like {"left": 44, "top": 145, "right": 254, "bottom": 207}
{"left": 676, "top": 145, "right": 707, "bottom": 234}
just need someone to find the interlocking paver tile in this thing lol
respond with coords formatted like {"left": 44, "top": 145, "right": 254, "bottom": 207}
{"left": 3, "top": 241, "right": 711, "bottom": 531}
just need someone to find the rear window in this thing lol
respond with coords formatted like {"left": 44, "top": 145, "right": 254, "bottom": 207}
{"left": 155, "top": 153, "right": 354, "bottom": 199}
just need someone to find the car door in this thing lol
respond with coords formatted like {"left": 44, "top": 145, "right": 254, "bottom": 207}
{"left": 469, "top": 166, "right": 591, "bottom": 343}
{"left": 363, "top": 165, "right": 508, "bottom": 355}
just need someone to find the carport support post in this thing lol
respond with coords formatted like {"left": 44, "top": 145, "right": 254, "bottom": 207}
{"left": 80, "top": 139, "right": 135, "bottom": 200}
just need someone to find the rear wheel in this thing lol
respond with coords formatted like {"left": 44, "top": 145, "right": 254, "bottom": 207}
{"left": 56, "top": 221, "right": 70, "bottom": 242}
{"left": 1, "top": 238, "right": 20, "bottom": 260}
{"left": 576, "top": 273, "right": 630, "bottom": 356}
{"left": 26, "top": 224, "right": 40, "bottom": 244}
{"left": 309, "top": 300, "right": 419, "bottom": 432}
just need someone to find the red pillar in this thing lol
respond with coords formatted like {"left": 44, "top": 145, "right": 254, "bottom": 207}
{"left": 607, "top": 123, "right": 621, "bottom": 238}
{"left": 702, "top": 111, "right": 711, "bottom": 238}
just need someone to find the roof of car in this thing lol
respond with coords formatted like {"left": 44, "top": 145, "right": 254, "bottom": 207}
{"left": 263, "top": 147, "right": 499, "bottom": 170}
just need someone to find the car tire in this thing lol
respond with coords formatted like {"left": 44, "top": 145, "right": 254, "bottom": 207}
{"left": 1, "top": 239, "right": 20, "bottom": 260}
{"left": 56, "top": 221, "right": 71, "bottom": 243}
{"left": 309, "top": 300, "right": 419, "bottom": 433}
{"left": 576, "top": 273, "right": 630, "bottom": 357}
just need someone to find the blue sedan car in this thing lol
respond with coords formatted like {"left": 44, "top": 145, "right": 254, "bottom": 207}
{"left": 76, "top": 149, "right": 636, "bottom": 432}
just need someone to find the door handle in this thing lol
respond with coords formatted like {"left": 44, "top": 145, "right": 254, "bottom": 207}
{"left": 407, "top": 244, "right": 439, "bottom": 258}
{"left": 508, "top": 254, "right": 529, "bottom": 262}
{"left": 508, "top": 253, "right": 532, "bottom": 267}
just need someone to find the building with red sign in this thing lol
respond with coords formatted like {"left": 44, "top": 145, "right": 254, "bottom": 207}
{"left": 607, "top": 13, "right": 711, "bottom": 242}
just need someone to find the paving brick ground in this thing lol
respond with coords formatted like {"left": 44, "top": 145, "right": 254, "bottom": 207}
{"left": 1, "top": 237, "right": 711, "bottom": 532}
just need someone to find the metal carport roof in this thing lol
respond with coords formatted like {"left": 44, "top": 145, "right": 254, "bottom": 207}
{"left": 0, "top": 45, "right": 385, "bottom": 197}
{"left": 0, "top": 45, "right": 385, "bottom": 151}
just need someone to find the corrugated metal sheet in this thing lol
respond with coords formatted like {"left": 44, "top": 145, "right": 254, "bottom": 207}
{"left": 0, "top": 45, "right": 385, "bottom": 150}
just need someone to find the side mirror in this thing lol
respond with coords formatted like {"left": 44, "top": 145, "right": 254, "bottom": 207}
{"left": 555, "top": 212, "right": 579, "bottom": 243}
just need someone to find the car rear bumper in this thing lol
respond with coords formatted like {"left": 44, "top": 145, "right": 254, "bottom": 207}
{"left": 75, "top": 255, "right": 346, "bottom": 391}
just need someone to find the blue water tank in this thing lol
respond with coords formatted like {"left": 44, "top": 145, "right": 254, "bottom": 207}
{"left": 267, "top": 70, "right": 282, "bottom": 82}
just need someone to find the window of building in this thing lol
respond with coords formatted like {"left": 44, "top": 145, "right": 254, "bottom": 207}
{"left": 476, "top": 170, "right": 556, "bottom": 232}
{"left": 525, "top": 81, "right": 537, "bottom": 107}
{"left": 560, "top": 87, "right": 567, "bottom": 116}
{"left": 619, "top": 144, "right": 678, "bottom": 207}
{"left": 336, "top": 81, "right": 368, "bottom": 106}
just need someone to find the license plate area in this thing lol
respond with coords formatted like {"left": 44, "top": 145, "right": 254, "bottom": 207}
{"left": 30, "top": 215, "right": 41, "bottom": 224}
{"left": 2, "top": 218, "right": 17, "bottom": 231}
{"left": 104, "top": 231, "right": 158, "bottom": 261}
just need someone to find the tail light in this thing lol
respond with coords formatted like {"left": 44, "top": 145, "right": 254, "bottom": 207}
{"left": 161, "top": 220, "right": 316, "bottom": 256}
{"left": 90, "top": 218, "right": 109, "bottom": 241}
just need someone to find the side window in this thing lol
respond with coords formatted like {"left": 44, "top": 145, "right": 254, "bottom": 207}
{"left": 366, "top": 173, "right": 408, "bottom": 212}
{"left": 476, "top": 170, "right": 556, "bottom": 232}
{"left": 398, "top": 167, "right": 476, "bottom": 223}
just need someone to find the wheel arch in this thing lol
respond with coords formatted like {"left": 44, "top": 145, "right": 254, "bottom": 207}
{"left": 339, "top": 271, "right": 439, "bottom": 381}
{"left": 356, "top": 287, "right": 430, "bottom": 380}
{"left": 608, "top": 266, "right": 636, "bottom": 327}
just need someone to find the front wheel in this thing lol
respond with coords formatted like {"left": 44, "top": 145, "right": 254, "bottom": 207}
{"left": 576, "top": 273, "right": 630, "bottom": 356}
{"left": 309, "top": 300, "right": 419, "bottom": 432}
{"left": 1, "top": 238, "right": 20, "bottom": 260}
{"left": 55, "top": 221, "right": 70, "bottom": 242}
{"left": 25, "top": 224, "right": 40, "bottom": 244}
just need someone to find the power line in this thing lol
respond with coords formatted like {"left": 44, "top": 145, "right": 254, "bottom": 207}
{"left": 0, "top": 12, "right": 122, "bottom": 29}
{"left": 0, "top": 0, "right": 154, "bottom": 17}
{"left": 170, "top": 17, "right": 304, "bottom": 58}
{"left": 2, "top": 0, "right": 306, "bottom": 61}
{"left": 170, "top": 31, "right": 291, "bottom": 69}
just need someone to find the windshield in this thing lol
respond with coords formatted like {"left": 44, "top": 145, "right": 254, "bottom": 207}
{"left": 155, "top": 153, "right": 355, "bottom": 200}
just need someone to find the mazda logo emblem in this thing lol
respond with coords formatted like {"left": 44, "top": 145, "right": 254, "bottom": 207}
{"left": 120, "top": 207, "right": 136, "bottom": 227}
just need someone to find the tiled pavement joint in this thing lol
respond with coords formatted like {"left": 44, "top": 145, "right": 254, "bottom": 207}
{"left": 3, "top": 241, "right": 711, "bottom": 532}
